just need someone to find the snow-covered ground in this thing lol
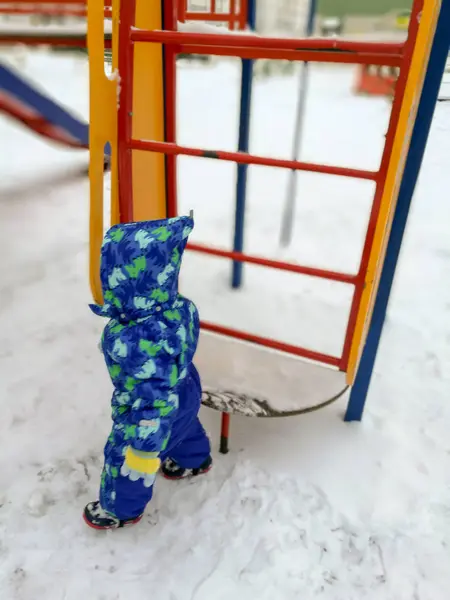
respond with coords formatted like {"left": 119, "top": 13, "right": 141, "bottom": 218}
{"left": 0, "top": 49, "right": 449, "bottom": 600}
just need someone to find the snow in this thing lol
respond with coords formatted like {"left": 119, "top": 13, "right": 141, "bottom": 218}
{"left": 1, "top": 48, "right": 450, "bottom": 600}
{"left": 105, "top": 68, "right": 121, "bottom": 110}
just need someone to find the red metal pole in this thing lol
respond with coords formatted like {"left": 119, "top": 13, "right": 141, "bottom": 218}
{"left": 0, "top": 35, "right": 111, "bottom": 48}
{"left": 340, "top": 0, "right": 424, "bottom": 370}
{"left": 220, "top": 413, "right": 230, "bottom": 454}
{"left": 176, "top": 45, "right": 403, "bottom": 66}
{"left": 163, "top": 0, "right": 178, "bottom": 218}
{"left": 229, "top": 0, "right": 236, "bottom": 30}
{"left": 117, "top": 0, "right": 136, "bottom": 223}
{"left": 187, "top": 242, "right": 357, "bottom": 285}
{"left": 129, "top": 139, "right": 378, "bottom": 180}
{"left": 177, "top": 0, "right": 186, "bottom": 23}
{"left": 201, "top": 321, "right": 341, "bottom": 367}
{"left": 130, "top": 29, "right": 405, "bottom": 56}
{"left": 0, "top": 0, "right": 112, "bottom": 17}
{"left": 238, "top": 0, "right": 248, "bottom": 30}
{"left": 0, "top": 6, "right": 85, "bottom": 15}
{"left": 0, "top": 0, "right": 90, "bottom": 4}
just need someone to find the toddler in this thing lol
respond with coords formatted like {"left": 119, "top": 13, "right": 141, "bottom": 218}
{"left": 83, "top": 215, "right": 212, "bottom": 530}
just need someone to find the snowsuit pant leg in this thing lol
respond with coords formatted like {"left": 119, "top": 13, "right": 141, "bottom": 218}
{"left": 163, "top": 416, "right": 211, "bottom": 470}
{"left": 160, "top": 364, "right": 211, "bottom": 469}
{"left": 100, "top": 415, "right": 211, "bottom": 520}
{"left": 99, "top": 425, "right": 154, "bottom": 521}
{"left": 100, "top": 367, "right": 210, "bottom": 520}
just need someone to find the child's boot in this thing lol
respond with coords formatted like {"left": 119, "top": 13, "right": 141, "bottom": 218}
{"left": 161, "top": 456, "right": 212, "bottom": 480}
{"left": 83, "top": 501, "right": 143, "bottom": 530}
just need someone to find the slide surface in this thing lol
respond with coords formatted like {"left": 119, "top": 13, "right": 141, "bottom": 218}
{"left": 0, "top": 62, "right": 90, "bottom": 149}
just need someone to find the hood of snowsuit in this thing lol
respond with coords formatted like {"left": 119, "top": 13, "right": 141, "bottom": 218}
{"left": 89, "top": 216, "right": 200, "bottom": 405}
{"left": 90, "top": 216, "right": 193, "bottom": 321}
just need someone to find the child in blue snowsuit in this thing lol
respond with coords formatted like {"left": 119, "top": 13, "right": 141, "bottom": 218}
{"left": 84, "top": 215, "right": 212, "bottom": 530}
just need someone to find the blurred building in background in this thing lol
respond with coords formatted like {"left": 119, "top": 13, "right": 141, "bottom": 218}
{"left": 1, "top": 1, "right": 414, "bottom": 36}
{"left": 186, "top": 0, "right": 413, "bottom": 35}
{"left": 255, "top": 0, "right": 309, "bottom": 36}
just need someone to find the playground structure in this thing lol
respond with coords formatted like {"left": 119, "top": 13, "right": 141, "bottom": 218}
{"left": 87, "top": 0, "right": 449, "bottom": 452}
{"left": 2, "top": 0, "right": 449, "bottom": 453}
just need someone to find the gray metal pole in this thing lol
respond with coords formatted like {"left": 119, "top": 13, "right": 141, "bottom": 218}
{"left": 279, "top": 0, "right": 317, "bottom": 248}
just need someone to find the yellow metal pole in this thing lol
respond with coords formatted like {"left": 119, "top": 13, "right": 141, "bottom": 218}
{"left": 346, "top": 0, "right": 442, "bottom": 384}
{"left": 88, "top": 0, "right": 168, "bottom": 303}
{"left": 132, "top": 0, "right": 167, "bottom": 222}
{"left": 87, "top": 0, "right": 117, "bottom": 304}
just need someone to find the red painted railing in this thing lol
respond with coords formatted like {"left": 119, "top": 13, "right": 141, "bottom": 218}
{"left": 0, "top": 0, "right": 112, "bottom": 46}
{"left": 0, "top": 0, "right": 112, "bottom": 17}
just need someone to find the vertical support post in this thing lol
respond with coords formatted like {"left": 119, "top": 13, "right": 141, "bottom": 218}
{"left": 238, "top": 0, "right": 248, "bottom": 30}
{"left": 231, "top": 0, "right": 256, "bottom": 289}
{"left": 131, "top": 0, "right": 167, "bottom": 222}
{"left": 279, "top": 0, "right": 317, "bottom": 247}
{"left": 223, "top": 0, "right": 255, "bottom": 454}
{"left": 177, "top": 0, "right": 186, "bottom": 23}
{"left": 229, "top": 0, "right": 236, "bottom": 30}
{"left": 87, "top": 0, "right": 118, "bottom": 304}
{"left": 162, "top": 0, "right": 178, "bottom": 218}
{"left": 219, "top": 413, "right": 230, "bottom": 454}
{"left": 117, "top": 0, "right": 137, "bottom": 223}
{"left": 345, "top": 0, "right": 450, "bottom": 422}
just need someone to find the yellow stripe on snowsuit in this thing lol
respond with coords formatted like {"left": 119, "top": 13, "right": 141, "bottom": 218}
{"left": 124, "top": 447, "right": 161, "bottom": 474}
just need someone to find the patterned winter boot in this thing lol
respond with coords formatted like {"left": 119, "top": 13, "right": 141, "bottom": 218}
{"left": 161, "top": 456, "right": 213, "bottom": 480}
{"left": 83, "top": 501, "right": 143, "bottom": 530}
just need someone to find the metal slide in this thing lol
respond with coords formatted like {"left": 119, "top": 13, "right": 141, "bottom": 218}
{"left": 3, "top": 62, "right": 104, "bottom": 158}
{"left": 0, "top": 62, "right": 110, "bottom": 166}
{"left": 0, "top": 62, "right": 90, "bottom": 148}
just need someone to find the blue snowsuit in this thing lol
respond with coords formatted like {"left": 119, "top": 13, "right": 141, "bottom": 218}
{"left": 90, "top": 216, "right": 211, "bottom": 520}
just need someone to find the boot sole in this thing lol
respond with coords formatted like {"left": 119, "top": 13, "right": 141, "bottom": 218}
{"left": 83, "top": 512, "right": 143, "bottom": 530}
{"left": 162, "top": 465, "right": 212, "bottom": 481}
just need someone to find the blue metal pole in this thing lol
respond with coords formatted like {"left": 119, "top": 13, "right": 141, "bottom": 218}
{"left": 345, "top": 0, "right": 450, "bottom": 422}
{"left": 279, "top": 0, "right": 317, "bottom": 247}
{"left": 231, "top": 0, "right": 256, "bottom": 289}
{"left": 306, "top": 0, "right": 317, "bottom": 35}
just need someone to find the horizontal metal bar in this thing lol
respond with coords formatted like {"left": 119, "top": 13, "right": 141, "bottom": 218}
{"left": 130, "top": 139, "right": 378, "bottom": 181}
{"left": 0, "top": 34, "right": 111, "bottom": 48}
{"left": 200, "top": 320, "right": 342, "bottom": 367}
{"left": 0, "top": 0, "right": 111, "bottom": 15}
{"left": 130, "top": 29, "right": 404, "bottom": 56}
{"left": 0, "top": 7, "right": 111, "bottom": 16}
{"left": 0, "top": 7, "right": 78, "bottom": 13}
{"left": 187, "top": 242, "right": 357, "bottom": 284}
{"left": 0, "top": 0, "right": 104, "bottom": 4}
{"left": 177, "top": 44, "right": 402, "bottom": 66}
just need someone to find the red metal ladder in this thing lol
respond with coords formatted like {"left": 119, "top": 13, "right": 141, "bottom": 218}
{"left": 116, "top": 0, "right": 421, "bottom": 372}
